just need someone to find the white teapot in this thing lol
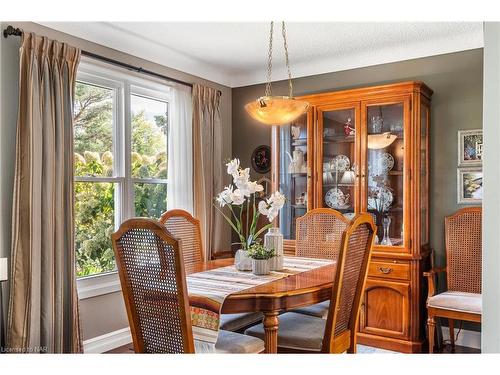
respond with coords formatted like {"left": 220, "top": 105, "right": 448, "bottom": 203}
{"left": 286, "top": 149, "right": 305, "bottom": 173}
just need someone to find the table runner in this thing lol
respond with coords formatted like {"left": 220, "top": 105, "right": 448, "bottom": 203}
{"left": 186, "top": 256, "right": 334, "bottom": 352}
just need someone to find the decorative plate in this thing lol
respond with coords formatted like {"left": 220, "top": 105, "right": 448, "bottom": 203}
{"left": 367, "top": 187, "right": 394, "bottom": 212}
{"left": 251, "top": 145, "right": 271, "bottom": 174}
{"left": 331, "top": 155, "right": 350, "bottom": 172}
{"left": 325, "top": 188, "right": 349, "bottom": 209}
{"left": 378, "top": 152, "right": 395, "bottom": 173}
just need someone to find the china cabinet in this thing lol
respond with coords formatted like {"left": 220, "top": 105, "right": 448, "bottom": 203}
{"left": 271, "top": 81, "right": 433, "bottom": 353}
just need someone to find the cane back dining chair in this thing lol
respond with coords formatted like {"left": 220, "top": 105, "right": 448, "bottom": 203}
{"left": 292, "top": 208, "right": 351, "bottom": 319}
{"left": 111, "top": 218, "right": 264, "bottom": 353}
{"left": 245, "top": 213, "right": 376, "bottom": 353}
{"left": 425, "top": 207, "right": 482, "bottom": 353}
{"left": 159, "top": 209, "right": 263, "bottom": 332}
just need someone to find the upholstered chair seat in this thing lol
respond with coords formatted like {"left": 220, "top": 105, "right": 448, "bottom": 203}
{"left": 245, "top": 312, "right": 326, "bottom": 351}
{"left": 194, "top": 330, "right": 265, "bottom": 354}
{"left": 427, "top": 291, "right": 481, "bottom": 314}
{"left": 291, "top": 301, "right": 330, "bottom": 319}
{"left": 219, "top": 313, "right": 264, "bottom": 332}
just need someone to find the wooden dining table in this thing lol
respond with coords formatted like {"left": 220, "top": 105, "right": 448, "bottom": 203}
{"left": 185, "top": 258, "right": 337, "bottom": 353}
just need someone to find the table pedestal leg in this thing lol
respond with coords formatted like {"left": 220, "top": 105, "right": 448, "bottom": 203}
{"left": 263, "top": 311, "right": 279, "bottom": 353}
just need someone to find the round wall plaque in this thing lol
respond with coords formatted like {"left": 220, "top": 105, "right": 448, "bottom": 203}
{"left": 251, "top": 145, "right": 271, "bottom": 174}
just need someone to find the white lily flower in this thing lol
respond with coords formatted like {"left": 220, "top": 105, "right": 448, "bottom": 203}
{"left": 268, "top": 191, "right": 286, "bottom": 209}
{"left": 258, "top": 200, "right": 269, "bottom": 216}
{"left": 216, "top": 185, "right": 233, "bottom": 207}
{"left": 234, "top": 168, "right": 251, "bottom": 196}
{"left": 247, "top": 181, "right": 264, "bottom": 195}
{"left": 226, "top": 158, "right": 240, "bottom": 178}
{"left": 230, "top": 189, "right": 246, "bottom": 205}
{"left": 266, "top": 206, "right": 280, "bottom": 222}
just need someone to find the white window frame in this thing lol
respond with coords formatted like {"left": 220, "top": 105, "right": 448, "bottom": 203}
{"left": 75, "top": 58, "right": 171, "bottom": 299}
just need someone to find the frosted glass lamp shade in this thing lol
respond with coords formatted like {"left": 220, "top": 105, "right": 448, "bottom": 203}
{"left": 368, "top": 132, "right": 397, "bottom": 149}
{"left": 0, "top": 258, "right": 7, "bottom": 281}
{"left": 245, "top": 96, "right": 309, "bottom": 126}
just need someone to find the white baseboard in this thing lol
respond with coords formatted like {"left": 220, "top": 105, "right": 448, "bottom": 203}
{"left": 441, "top": 328, "right": 481, "bottom": 350}
{"left": 83, "top": 327, "right": 132, "bottom": 353}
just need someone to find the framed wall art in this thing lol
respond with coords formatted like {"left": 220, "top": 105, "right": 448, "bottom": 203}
{"left": 457, "top": 167, "right": 483, "bottom": 204}
{"left": 251, "top": 145, "right": 271, "bottom": 174}
{"left": 458, "top": 129, "right": 483, "bottom": 166}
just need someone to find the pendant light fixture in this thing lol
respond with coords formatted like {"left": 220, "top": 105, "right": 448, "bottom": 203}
{"left": 245, "top": 22, "right": 309, "bottom": 126}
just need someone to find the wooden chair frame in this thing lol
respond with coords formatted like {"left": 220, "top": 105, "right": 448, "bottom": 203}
{"left": 159, "top": 209, "right": 204, "bottom": 263}
{"left": 424, "top": 207, "right": 482, "bottom": 353}
{"left": 111, "top": 218, "right": 195, "bottom": 353}
{"left": 320, "top": 213, "right": 376, "bottom": 353}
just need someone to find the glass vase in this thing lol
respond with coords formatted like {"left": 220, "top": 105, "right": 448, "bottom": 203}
{"left": 264, "top": 227, "right": 284, "bottom": 271}
{"left": 381, "top": 215, "right": 392, "bottom": 246}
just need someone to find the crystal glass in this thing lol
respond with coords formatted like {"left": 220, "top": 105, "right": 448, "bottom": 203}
{"left": 367, "top": 103, "right": 404, "bottom": 247}
{"left": 381, "top": 216, "right": 393, "bottom": 246}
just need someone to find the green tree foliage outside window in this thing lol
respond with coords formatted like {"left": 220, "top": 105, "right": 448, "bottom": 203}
{"left": 74, "top": 82, "right": 168, "bottom": 277}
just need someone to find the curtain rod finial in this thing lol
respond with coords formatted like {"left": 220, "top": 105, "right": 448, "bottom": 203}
{"left": 3, "top": 25, "right": 23, "bottom": 38}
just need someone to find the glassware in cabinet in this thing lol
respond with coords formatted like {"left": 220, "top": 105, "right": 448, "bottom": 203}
{"left": 278, "top": 112, "right": 310, "bottom": 240}
{"left": 364, "top": 101, "right": 408, "bottom": 247}
{"left": 317, "top": 105, "right": 360, "bottom": 220}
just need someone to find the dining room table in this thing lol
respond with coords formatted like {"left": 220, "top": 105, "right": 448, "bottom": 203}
{"left": 185, "top": 257, "right": 337, "bottom": 354}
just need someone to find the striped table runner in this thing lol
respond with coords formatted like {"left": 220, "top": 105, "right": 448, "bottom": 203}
{"left": 187, "top": 256, "right": 334, "bottom": 352}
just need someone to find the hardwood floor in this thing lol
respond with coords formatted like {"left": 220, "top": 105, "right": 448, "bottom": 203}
{"left": 104, "top": 342, "right": 480, "bottom": 354}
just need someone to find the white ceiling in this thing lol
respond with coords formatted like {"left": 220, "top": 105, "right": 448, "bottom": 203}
{"left": 40, "top": 22, "right": 483, "bottom": 88}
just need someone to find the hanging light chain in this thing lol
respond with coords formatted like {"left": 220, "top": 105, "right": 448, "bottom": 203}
{"left": 281, "top": 21, "right": 294, "bottom": 98}
{"left": 265, "top": 21, "right": 295, "bottom": 98}
{"left": 265, "top": 21, "right": 274, "bottom": 97}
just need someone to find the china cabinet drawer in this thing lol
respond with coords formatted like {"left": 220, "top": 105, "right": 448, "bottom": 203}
{"left": 368, "top": 260, "right": 410, "bottom": 280}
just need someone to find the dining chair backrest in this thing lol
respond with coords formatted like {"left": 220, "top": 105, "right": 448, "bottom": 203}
{"left": 445, "top": 207, "right": 482, "bottom": 294}
{"left": 295, "top": 208, "right": 350, "bottom": 260}
{"left": 322, "top": 213, "right": 376, "bottom": 353}
{"left": 159, "top": 209, "right": 204, "bottom": 266}
{"left": 111, "top": 218, "right": 195, "bottom": 353}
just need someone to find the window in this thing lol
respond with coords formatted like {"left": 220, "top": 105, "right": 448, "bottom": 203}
{"left": 74, "top": 60, "right": 170, "bottom": 278}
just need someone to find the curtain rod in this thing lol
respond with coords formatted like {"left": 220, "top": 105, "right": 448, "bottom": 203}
{"left": 3, "top": 25, "right": 222, "bottom": 95}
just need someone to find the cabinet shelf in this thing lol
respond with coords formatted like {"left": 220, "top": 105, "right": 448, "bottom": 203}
{"left": 323, "top": 135, "right": 355, "bottom": 144}
{"left": 323, "top": 183, "right": 355, "bottom": 187}
{"left": 291, "top": 138, "right": 308, "bottom": 146}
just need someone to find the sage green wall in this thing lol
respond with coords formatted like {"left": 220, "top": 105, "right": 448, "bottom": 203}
{"left": 232, "top": 48, "right": 483, "bottom": 283}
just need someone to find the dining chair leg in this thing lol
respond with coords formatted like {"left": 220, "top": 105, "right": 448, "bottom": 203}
{"left": 427, "top": 314, "right": 436, "bottom": 353}
{"left": 263, "top": 311, "right": 280, "bottom": 354}
{"left": 448, "top": 319, "right": 455, "bottom": 351}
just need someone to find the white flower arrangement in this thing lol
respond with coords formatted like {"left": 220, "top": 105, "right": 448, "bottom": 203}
{"left": 215, "top": 158, "right": 286, "bottom": 250}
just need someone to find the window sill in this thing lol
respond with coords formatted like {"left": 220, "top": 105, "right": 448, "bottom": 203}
{"left": 77, "top": 271, "right": 122, "bottom": 300}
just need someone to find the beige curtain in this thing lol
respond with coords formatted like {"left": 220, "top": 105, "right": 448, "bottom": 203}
{"left": 6, "top": 33, "right": 82, "bottom": 353}
{"left": 192, "top": 84, "right": 224, "bottom": 260}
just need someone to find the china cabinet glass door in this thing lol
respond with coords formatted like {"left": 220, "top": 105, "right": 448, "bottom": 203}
{"left": 362, "top": 98, "right": 410, "bottom": 248}
{"left": 278, "top": 112, "right": 311, "bottom": 240}
{"left": 317, "top": 104, "right": 360, "bottom": 219}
